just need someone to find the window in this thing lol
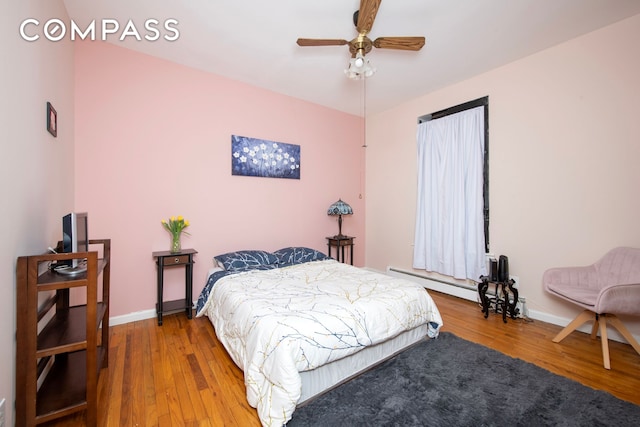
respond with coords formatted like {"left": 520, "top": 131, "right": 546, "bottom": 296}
{"left": 414, "top": 96, "right": 489, "bottom": 280}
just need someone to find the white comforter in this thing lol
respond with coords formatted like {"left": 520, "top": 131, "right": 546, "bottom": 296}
{"left": 197, "top": 259, "right": 443, "bottom": 427}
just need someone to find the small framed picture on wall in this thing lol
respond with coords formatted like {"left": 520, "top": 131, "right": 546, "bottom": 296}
{"left": 47, "top": 102, "right": 57, "bottom": 137}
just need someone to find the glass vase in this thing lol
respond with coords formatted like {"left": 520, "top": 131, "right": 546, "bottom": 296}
{"left": 170, "top": 233, "right": 181, "bottom": 253}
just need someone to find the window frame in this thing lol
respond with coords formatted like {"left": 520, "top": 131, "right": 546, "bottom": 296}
{"left": 418, "top": 96, "right": 490, "bottom": 252}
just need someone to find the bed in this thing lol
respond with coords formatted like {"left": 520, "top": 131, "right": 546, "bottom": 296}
{"left": 195, "top": 247, "right": 443, "bottom": 427}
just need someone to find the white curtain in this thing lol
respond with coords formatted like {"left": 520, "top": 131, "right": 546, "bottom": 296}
{"left": 413, "top": 106, "right": 487, "bottom": 281}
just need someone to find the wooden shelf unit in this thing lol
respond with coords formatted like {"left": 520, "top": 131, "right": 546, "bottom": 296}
{"left": 16, "top": 239, "right": 111, "bottom": 426}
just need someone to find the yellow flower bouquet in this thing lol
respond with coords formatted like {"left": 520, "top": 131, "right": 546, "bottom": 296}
{"left": 161, "top": 215, "right": 190, "bottom": 253}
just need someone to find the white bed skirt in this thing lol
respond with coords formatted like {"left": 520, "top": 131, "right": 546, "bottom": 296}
{"left": 298, "top": 323, "right": 429, "bottom": 404}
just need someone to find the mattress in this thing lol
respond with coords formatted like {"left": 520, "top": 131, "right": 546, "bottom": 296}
{"left": 198, "top": 259, "right": 443, "bottom": 426}
{"left": 298, "top": 323, "right": 429, "bottom": 404}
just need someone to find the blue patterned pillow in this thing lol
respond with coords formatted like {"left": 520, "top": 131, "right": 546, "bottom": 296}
{"left": 214, "top": 250, "right": 279, "bottom": 271}
{"left": 273, "top": 247, "right": 330, "bottom": 266}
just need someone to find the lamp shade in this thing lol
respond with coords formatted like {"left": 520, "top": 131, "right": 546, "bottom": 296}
{"left": 327, "top": 199, "right": 353, "bottom": 216}
{"left": 344, "top": 55, "right": 376, "bottom": 80}
{"left": 327, "top": 199, "right": 353, "bottom": 238}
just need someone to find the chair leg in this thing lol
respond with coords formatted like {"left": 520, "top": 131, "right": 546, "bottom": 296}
{"left": 606, "top": 315, "right": 640, "bottom": 356}
{"left": 553, "top": 311, "right": 640, "bottom": 369}
{"left": 598, "top": 315, "right": 611, "bottom": 370}
{"left": 552, "top": 310, "right": 594, "bottom": 343}
{"left": 581, "top": 313, "right": 639, "bottom": 370}
{"left": 590, "top": 316, "right": 600, "bottom": 339}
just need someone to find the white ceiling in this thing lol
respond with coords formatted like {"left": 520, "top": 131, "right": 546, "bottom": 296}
{"left": 62, "top": 0, "right": 640, "bottom": 116}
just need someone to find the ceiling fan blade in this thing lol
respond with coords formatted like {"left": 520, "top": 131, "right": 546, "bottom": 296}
{"left": 356, "top": 0, "right": 382, "bottom": 35}
{"left": 296, "top": 38, "right": 349, "bottom": 47}
{"left": 373, "top": 36, "right": 426, "bottom": 51}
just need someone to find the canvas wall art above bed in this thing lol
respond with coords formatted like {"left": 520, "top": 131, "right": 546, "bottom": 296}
{"left": 231, "top": 135, "right": 301, "bottom": 179}
{"left": 196, "top": 247, "right": 443, "bottom": 427}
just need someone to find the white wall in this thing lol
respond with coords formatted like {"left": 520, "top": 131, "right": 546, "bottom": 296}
{"left": 1, "top": 1, "right": 75, "bottom": 425}
{"left": 365, "top": 14, "right": 640, "bottom": 335}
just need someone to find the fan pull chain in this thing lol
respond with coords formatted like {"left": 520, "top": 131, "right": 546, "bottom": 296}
{"left": 362, "top": 76, "right": 367, "bottom": 148}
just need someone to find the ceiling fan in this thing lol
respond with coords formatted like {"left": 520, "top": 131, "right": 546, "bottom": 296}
{"left": 296, "top": 0, "right": 425, "bottom": 79}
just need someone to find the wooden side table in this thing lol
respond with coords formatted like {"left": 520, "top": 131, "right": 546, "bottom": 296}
{"left": 326, "top": 236, "right": 355, "bottom": 265}
{"left": 152, "top": 248, "right": 197, "bottom": 326}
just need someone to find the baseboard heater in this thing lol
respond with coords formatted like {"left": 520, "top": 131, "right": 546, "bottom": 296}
{"left": 386, "top": 267, "right": 479, "bottom": 303}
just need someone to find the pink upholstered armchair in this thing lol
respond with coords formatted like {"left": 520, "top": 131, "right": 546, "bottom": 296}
{"left": 543, "top": 247, "right": 640, "bottom": 369}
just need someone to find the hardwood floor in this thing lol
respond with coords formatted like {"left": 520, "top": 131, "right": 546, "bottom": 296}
{"left": 42, "top": 291, "right": 640, "bottom": 426}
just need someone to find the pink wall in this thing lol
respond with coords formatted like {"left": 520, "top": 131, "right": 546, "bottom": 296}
{"left": 4, "top": 1, "right": 76, "bottom": 423}
{"left": 365, "top": 14, "right": 640, "bottom": 336}
{"left": 74, "top": 41, "right": 365, "bottom": 318}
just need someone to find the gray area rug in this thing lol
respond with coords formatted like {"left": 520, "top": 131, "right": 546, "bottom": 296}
{"left": 288, "top": 332, "right": 640, "bottom": 426}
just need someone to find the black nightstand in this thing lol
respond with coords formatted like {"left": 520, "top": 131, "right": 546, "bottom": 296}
{"left": 478, "top": 276, "right": 519, "bottom": 323}
{"left": 326, "top": 236, "right": 354, "bottom": 265}
{"left": 152, "top": 248, "right": 197, "bottom": 325}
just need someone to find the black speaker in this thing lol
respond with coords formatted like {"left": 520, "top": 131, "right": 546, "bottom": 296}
{"left": 498, "top": 255, "right": 509, "bottom": 282}
{"left": 489, "top": 258, "right": 498, "bottom": 281}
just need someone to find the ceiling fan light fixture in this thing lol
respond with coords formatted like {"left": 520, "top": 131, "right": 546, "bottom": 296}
{"left": 344, "top": 50, "right": 376, "bottom": 80}
{"left": 298, "top": 1, "right": 424, "bottom": 81}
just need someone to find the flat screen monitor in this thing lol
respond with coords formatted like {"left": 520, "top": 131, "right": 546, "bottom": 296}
{"left": 61, "top": 212, "right": 89, "bottom": 269}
